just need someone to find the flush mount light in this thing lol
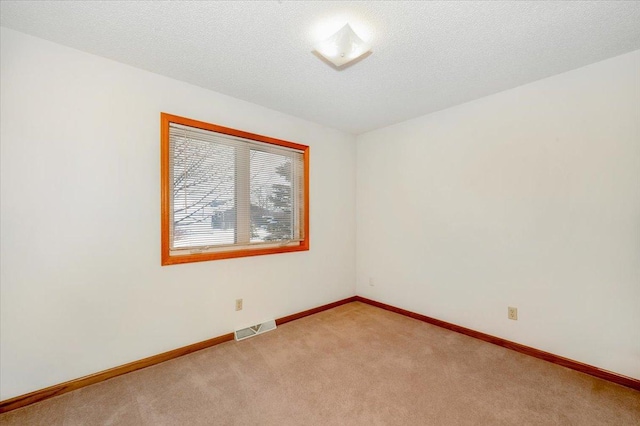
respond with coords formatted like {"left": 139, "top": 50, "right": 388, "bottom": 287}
{"left": 314, "top": 23, "right": 371, "bottom": 67}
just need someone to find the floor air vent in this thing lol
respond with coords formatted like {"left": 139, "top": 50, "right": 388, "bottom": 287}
{"left": 234, "top": 319, "right": 277, "bottom": 341}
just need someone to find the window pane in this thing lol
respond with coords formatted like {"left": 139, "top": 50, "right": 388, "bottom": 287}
{"left": 163, "top": 115, "right": 308, "bottom": 265}
{"left": 170, "top": 133, "right": 236, "bottom": 249}
{"left": 250, "top": 150, "right": 294, "bottom": 242}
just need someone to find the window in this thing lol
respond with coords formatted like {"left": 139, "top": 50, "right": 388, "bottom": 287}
{"left": 161, "top": 113, "right": 309, "bottom": 265}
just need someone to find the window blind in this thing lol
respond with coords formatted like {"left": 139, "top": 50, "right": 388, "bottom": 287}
{"left": 168, "top": 123, "right": 305, "bottom": 254}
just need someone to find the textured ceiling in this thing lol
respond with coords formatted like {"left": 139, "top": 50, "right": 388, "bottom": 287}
{"left": 2, "top": 1, "right": 640, "bottom": 134}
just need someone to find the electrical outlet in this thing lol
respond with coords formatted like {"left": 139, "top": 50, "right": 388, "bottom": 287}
{"left": 235, "top": 299, "right": 243, "bottom": 311}
{"left": 369, "top": 277, "right": 375, "bottom": 287}
{"left": 508, "top": 306, "right": 518, "bottom": 320}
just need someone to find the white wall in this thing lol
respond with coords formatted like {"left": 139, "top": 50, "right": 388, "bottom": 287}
{"left": 0, "top": 28, "right": 356, "bottom": 400}
{"left": 2, "top": 26, "right": 638, "bottom": 402}
{"left": 356, "top": 50, "right": 640, "bottom": 379}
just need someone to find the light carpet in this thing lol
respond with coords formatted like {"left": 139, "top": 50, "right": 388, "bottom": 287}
{"left": 1, "top": 302, "right": 638, "bottom": 425}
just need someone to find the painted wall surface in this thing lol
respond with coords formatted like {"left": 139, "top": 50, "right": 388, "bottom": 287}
{"left": 356, "top": 50, "right": 640, "bottom": 379}
{"left": 0, "top": 28, "right": 356, "bottom": 399}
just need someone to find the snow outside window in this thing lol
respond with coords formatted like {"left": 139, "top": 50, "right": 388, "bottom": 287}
{"left": 161, "top": 114, "right": 309, "bottom": 265}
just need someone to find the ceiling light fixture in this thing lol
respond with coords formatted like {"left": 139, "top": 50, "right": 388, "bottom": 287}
{"left": 313, "top": 23, "right": 371, "bottom": 67}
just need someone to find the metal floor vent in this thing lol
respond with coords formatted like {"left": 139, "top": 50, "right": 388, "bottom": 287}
{"left": 234, "top": 319, "right": 277, "bottom": 341}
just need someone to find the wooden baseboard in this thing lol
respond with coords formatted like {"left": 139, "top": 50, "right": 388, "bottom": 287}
{"left": 354, "top": 296, "right": 640, "bottom": 391}
{"left": 3, "top": 294, "right": 635, "bottom": 414}
{"left": 0, "top": 296, "right": 356, "bottom": 414}
{"left": 276, "top": 296, "right": 357, "bottom": 326}
{"left": 0, "top": 332, "right": 235, "bottom": 414}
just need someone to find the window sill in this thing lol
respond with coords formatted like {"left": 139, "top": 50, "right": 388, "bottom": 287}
{"left": 161, "top": 242, "right": 309, "bottom": 265}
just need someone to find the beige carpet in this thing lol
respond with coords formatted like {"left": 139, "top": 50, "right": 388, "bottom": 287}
{"left": 1, "top": 302, "right": 638, "bottom": 425}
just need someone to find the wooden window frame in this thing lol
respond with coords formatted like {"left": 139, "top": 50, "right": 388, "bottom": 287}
{"left": 161, "top": 113, "right": 309, "bottom": 265}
